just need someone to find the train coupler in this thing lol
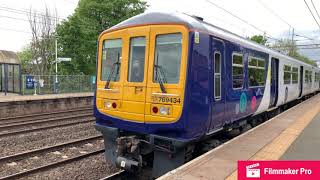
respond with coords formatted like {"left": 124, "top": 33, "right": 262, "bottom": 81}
{"left": 115, "top": 136, "right": 143, "bottom": 172}
{"left": 116, "top": 156, "right": 141, "bottom": 172}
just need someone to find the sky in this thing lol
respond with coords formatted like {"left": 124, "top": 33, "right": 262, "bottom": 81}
{"left": 0, "top": 0, "right": 319, "bottom": 60}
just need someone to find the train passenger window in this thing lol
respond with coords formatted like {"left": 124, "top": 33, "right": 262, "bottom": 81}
{"left": 128, "top": 37, "right": 146, "bottom": 82}
{"left": 292, "top": 67, "right": 299, "bottom": 84}
{"left": 232, "top": 54, "right": 243, "bottom": 89}
{"left": 284, "top": 65, "right": 291, "bottom": 84}
{"left": 101, "top": 39, "right": 122, "bottom": 81}
{"left": 316, "top": 73, "right": 320, "bottom": 82}
{"left": 305, "top": 70, "right": 308, "bottom": 83}
{"left": 214, "top": 52, "right": 221, "bottom": 99}
{"left": 153, "top": 33, "right": 182, "bottom": 84}
{"left": 305, "top": 70, "right": 312, "bottom": 83}
{"left": 248, "top": 57, "right": 266, "bottom": 87}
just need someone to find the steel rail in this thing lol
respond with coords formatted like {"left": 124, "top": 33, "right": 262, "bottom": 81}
{"left": 0, "top": 107, "right": 92, "bottom": 123}
{"left": 0, "top": 118, "right": 95, "bottom": 138}
{"left": 0, "top": 149, "right": 105, "bottom": 180}
{"left": 0, "top": 113, "right": 93, "bottom": 129}
{"left": 0, "top": 135, "right": 102, "bottom": 163}
{"left": 99, "top": 170, "right": 129, "bottom": 180}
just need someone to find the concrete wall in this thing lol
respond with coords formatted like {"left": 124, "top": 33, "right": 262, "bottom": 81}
{"left": 0, "top": 93, "right": 93, "bottom": 118}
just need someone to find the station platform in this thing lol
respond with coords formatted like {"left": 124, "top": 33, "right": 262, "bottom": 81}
{"left": 159, "top": 94, "right": 320, "bottom": 180}
{"left": 0, "top": 92, "right": 93, "bottom": 103}
{"left": 0, "top": 92, "right": 19, "bottom": 97}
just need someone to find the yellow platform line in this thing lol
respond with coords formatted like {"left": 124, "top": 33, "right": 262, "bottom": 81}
{"left": 226, "top": 98, "right": 320, "bottom": 180}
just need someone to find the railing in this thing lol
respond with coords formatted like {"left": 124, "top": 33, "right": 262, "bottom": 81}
{"left": 21, "top": 75, "right": 95, "bottom": 95}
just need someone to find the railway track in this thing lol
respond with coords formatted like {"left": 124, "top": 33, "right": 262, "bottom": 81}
{"left": 0, "top": 107, "right": 93, "bottom": 125}
{"left": 100, "top": 170, "right": 128, "bottom": 180}
{"left": 0, "top": 117, "right": 95, "bottom": 138}
{"left": 0, "top": 107, "right": 94, "bottom": 138}
{"left": 0, "top": 136, "right": 104, "bottom": 180}
{"left": 0, "top": 113, "right": 93, "bottom": 131}
{"left": 101, "top": 169, "right": 152, "bottom": 180}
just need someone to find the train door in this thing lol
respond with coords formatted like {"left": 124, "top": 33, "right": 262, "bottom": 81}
{"left": 208, "top": 38, "right": 225, "bottom": 132}
{"left": 122, "top": 27, "right": 150, "bottom": 122}
{"left": 299, "top": 66, "right": 303, "bottom": 97}
{"left": 269, "top": 57, "right": 279, "bottom": 108}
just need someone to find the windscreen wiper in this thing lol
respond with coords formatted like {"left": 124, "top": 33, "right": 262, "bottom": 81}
{"left": 154, "top": 53, "right": 167, "bottom": 93}
{"left": 105, "top": 53, "right": 120, "bottom": 89}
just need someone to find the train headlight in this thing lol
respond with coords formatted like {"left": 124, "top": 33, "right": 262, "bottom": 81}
{"left": 160, "top": 106, "right": 169, "bottom": 115}
{"left": 105, "top": 101, "right": 112, "bottom": 108}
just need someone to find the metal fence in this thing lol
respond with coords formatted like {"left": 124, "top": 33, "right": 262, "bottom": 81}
{"left": 21, "top": 75, "right": 95, "bottom": 95}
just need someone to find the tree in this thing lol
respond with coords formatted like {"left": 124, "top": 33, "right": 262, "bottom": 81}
{"left": 17, "top": 45, "right": 33, "bottom": 74}
{"left": 249, "top": 35, "right": 268, "bottom": 46}
{"left": 272, "top": 39, "right": 317, "bottom": 67}
{"left": 28, "top": 7, "right": 57, "bottom": 76}
{"left": 56, "top": 0, "right": 147, "bottom": 75}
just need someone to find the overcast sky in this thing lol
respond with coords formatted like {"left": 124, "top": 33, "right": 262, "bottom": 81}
{"left": 0, "top": 0, "right": 319, "bottom": 60}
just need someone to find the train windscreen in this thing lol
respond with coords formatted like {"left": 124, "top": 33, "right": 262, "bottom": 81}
{"left": 153, "top": 33, "right": 182, "bottom": 84}
{"left": 101, "top": 39, "right": 122, "bottom": 81}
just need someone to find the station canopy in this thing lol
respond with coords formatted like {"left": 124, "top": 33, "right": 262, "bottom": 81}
{"left": 0, "top": 50, "right": 20, "bottom": 64}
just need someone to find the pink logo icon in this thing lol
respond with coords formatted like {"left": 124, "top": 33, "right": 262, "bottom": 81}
{"left": 251, "top": 96, "right": 257, "bottom": 111}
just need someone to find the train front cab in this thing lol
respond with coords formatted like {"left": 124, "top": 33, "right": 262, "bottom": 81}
{"left": 94, "top": 24, "right": 190, "bottom": 177}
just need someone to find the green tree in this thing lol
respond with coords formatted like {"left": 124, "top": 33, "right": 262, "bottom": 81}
{"left": 249, "top": 35, "right": 268, "bottom": 45}
{"left": 56, "top": 0, "right": 147, "bottom": 75}
{"left": 17, "top": 45, "right": 33, "bottom": 74}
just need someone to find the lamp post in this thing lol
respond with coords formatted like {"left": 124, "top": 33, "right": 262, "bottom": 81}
{"left": 54, "top": 35, "right": 71, "bottom": 94}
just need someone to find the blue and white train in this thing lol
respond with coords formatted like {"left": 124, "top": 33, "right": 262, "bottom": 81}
{"left": 94, "top": 12, "right": 320, "bottom": 177}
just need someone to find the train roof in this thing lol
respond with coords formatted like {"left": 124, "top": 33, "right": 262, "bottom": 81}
{"left": 0, "top": 50, "right": 20, "bottom": 64}
{"left": 108, "top": 11, "right": 319, "bottom": 70}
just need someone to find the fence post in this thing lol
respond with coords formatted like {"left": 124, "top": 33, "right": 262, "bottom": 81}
{"left": 22, "top": 75, "right": 24, "bottom": 95}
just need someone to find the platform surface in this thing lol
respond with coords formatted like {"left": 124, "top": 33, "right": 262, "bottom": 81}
{"left": 158, "top": 94, "right": 320, "bottom": 180}
{"left": 281, "top": 113, "right": 320, "bottom": 160}
{"left": 0, "top": 93, "right": 19, "bottom": 96}
{"left": 0, "top": 92, "right": 94, "bottom": 103}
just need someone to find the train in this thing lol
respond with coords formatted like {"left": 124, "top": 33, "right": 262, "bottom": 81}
{"left": 94, "top": 12, "right": 320, "bottom": 178}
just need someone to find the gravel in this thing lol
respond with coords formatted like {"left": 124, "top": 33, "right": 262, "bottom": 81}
{"left": 17, "top": 154, "right": 119, "bottom": 180}
{"left": 0, "top": 138, "right": 105, "bottom": 177}
{"left": 0, "top": 122, "right": 100, "bottom": 157}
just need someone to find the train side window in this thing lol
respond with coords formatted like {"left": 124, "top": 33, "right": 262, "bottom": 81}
{"left": 232, "top": 53, "right": 243, "bottom": 89}
{"left": 248, "top": 57, "right": 266, "bottom": 87}
{"left": 316, "top": 72, "right": 320, "bottom": 82}
{"left": 128, "top": 37, "right": 146, "bottom": 82}
{"left": 214, "top": 52, "right": 221, "bottom": 100}
{"left": 305, "top": 70, "right": 312, "bottom": 83}
{"left": 292, "top": 67, "right": 298, "bottom": 84}
{"left": 304, "top": 70, "right": 308, "bottom": 83}
{"left": 284, "top": 65, "right": 291, "bottom": 84}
